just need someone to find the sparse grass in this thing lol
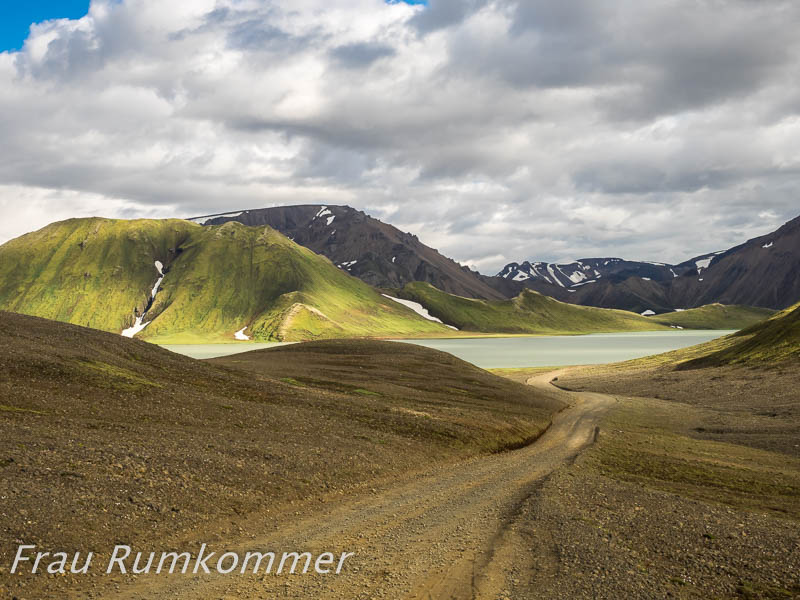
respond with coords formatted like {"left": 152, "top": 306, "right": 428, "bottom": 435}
{"left": 489, "top": 366, "right": 561, "bottom": 384}
{"left": 583, "top": 393, "right": 800, "bottom": 519}
{"left": 76, "top": 359, "right": 163, "bottom": 391}
{"left": 0, "top": 311, "right": 564, "bottom": 598}
{"left": 0, "top": 404, "right": 47, "bottom": 415}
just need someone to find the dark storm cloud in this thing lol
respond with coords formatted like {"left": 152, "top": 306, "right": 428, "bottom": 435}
{"left": 1, "top": 0, "right": 800, "bottom": 271}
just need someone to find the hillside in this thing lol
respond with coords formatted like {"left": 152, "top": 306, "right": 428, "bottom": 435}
{"left": 0, "top": 311, "right": 561, "bottom": 599}
{"left": 498, "top": 213, "right": 800, "bottom": 312}
{"left": 395, "top": 282, "right": 670, "bottom": 334}
{"left": 0, "top": 218, "right": 453, "bottom": 342}
{"left": 678, "top": 302, "right": 800, "bottom": 367}
{"left": 648, "top": 304, "right": 774, "bottom": 330}
{"left": 190, "top": 205, "right": 508, "bottom": 300}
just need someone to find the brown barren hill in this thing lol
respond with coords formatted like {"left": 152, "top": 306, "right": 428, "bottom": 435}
{"left": 0, "top": 311, "right": 560, "bottom": 599}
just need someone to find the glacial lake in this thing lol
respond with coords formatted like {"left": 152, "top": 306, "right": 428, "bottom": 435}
{"left": 161, "top": 330, "right": 735, "bottom": 369}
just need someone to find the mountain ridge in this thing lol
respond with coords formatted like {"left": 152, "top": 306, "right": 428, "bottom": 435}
{"left": 190, "top": 205, "right": 509, "bottom": 300}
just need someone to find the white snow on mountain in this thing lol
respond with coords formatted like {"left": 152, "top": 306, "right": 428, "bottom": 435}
{"left": 762, "top": 242, "right": 773, "bottom": 248}
{"left": 234, "top": 327, "right": 250, "bottom": 340}
{"left": 121, "top": 315, "right": 149, "bottom": 338}
{"left": 695, "top": 257, "right": 713, "bottom": 271}
{"left": 547, "top": 264, "right": 565, "bottom": 287}
{"left": 381, "top": 294, "right": 458, "bottom": 330}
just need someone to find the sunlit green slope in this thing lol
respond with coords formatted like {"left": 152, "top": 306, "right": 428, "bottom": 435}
{"left": 0, "top": 218, "right": 450, "bottom": 342}
{"left": 395, "top": 282, "right": 671, "bottom": 334}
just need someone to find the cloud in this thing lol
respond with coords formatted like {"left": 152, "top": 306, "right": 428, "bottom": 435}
{"left": 1, "top": 0, "right": 799, "bottom": 273}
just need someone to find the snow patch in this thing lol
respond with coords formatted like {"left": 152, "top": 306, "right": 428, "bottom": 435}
{"left": 513, "top": 272, "right": 530, "bottom": 281}
{"left": 641, "top": 277, "right": 651, "bottom": 281}
{"left": 381, "top": 294, "right": 458, "bottom": 329}
{"left": 151, "top": 276, "right": 164, "bottom": 299}
{"left": 326, "top": 215, "right": 335, "bottom": 226}
{"left": 641, "top": 309, "right": 656, "bottom": 316}
{"left": 120, "top": 261, "right": 165, "bottom": 338}
{"left": 670, "top": 269, "right": 678, "bottom": 278}
{"left": 567, "top": 270, "right": 587, "bottom": 285}
{"left": 762, "top": 242, "right": 773, "bottom": 248}
{"left": 695, "top": 257, "right": 713, "bottom": 271}
{"left": 121, "top": 315, "right": 149, "bottom": 338}
{"left": 546, "top": 264, "right": 565, "bottom": 287}
{"left": 234, "top": 327, "right": 250, "bottom": 341}
{"left": 315, "top": 206, "right": 332, "bottom": 219}
{"left": 392, "top": 256, "right": 396, "bottom": 263}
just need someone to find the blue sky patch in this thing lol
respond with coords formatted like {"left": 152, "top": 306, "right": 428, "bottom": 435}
{"left": 1, "top": 1, "right": 90, "bottom": 51}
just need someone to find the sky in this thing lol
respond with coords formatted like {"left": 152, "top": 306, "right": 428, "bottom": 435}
{"left": 0, "top": 0, "right": 799, "bottom": 274}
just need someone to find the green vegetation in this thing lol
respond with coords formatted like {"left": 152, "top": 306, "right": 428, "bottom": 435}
{"left": 586, "top": 397, "right": 800, "bottom": 519}
{"left": 680, "top": 301, "right": 800, "bottom": 367}
{"left": 396, "top": 282, "right": 670, "bottom": 334}
{"left": 648, "top": 303, "right": 774, "bottom": 330}
{"left": 0, "top": 218, "right": 451, "bottom": 342}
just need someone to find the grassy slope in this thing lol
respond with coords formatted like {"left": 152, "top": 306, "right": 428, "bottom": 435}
{"left": 0, "top": 218, "right": 190, "bottom": 332}
{"left": 0, "top": 218, "right": 450, "bottom": 342}
{"left": 648, "top": 303, "right": 775, "bottom": 330}
{"left": 0, "top": 311, "right": 561, "bottom": 596}
{"left": 679, "top": 301, "right": 800, "bottom": 367}
{"left": 397, "top": 281, "right": 671, "bottom": 334}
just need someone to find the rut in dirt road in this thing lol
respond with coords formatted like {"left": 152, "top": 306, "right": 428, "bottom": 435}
{"left": 116, "top": 373, "right": 613, "bottom": 600}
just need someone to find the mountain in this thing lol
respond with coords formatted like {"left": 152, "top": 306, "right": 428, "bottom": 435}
{"left": 189, "top": 205, "right": 508, "bottom": 300}
{"left": 393, "top": 282, "right": 672, "bottom": 334}
{"left": 498, "top": 214, "right": 800, "bottom": 312}
{"left": 497, "top": 257, "right": 687, "bottom": 287}
{"left": 0, "top": 217, "right": 453, "bottom": 342}
{"left": 668, "top": 215, "right": 800, "bottom": 310}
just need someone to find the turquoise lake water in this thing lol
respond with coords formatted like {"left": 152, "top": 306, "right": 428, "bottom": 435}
{"left": 161, "top": 330, "right": 734, "bottom": 369}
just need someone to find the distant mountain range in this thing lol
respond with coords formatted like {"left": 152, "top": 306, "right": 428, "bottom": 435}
{"left": 499, "top": 214, "right": 800, "bottom": 313}
{"left": 192, "top": 206, "right": 800, "bottom": 314}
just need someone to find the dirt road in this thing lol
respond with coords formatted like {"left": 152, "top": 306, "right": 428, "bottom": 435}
{"left": 116, "top": 372, "right": 613, "bottom": 600}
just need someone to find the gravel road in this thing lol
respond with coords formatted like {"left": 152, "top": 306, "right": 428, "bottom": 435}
{"left": 113, "top": 373, "right": 612, "bottom": 600}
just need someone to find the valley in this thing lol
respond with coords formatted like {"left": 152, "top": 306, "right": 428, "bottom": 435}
{"left": 1, "top": 311, "right": 797, "bottom": 599}
{"left": 0, "top": 210, "right": 797, "bottom": 599}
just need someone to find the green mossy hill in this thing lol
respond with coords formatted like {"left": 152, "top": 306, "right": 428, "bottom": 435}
{"left": 396, "top": 282, "right": 670, "bottom": 334}
{"left": 678, "top": 302, "right": 800, "bottom": 368}
{"left": 648, "top": 304, "right": 775, "bottom": 330}
{"left": 0, "top": 218, "right": 450, "bottom": 342}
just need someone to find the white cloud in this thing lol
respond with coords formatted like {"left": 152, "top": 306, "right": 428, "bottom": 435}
{"left": 1, "top": 0, "right": 799, "bottom": 273}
